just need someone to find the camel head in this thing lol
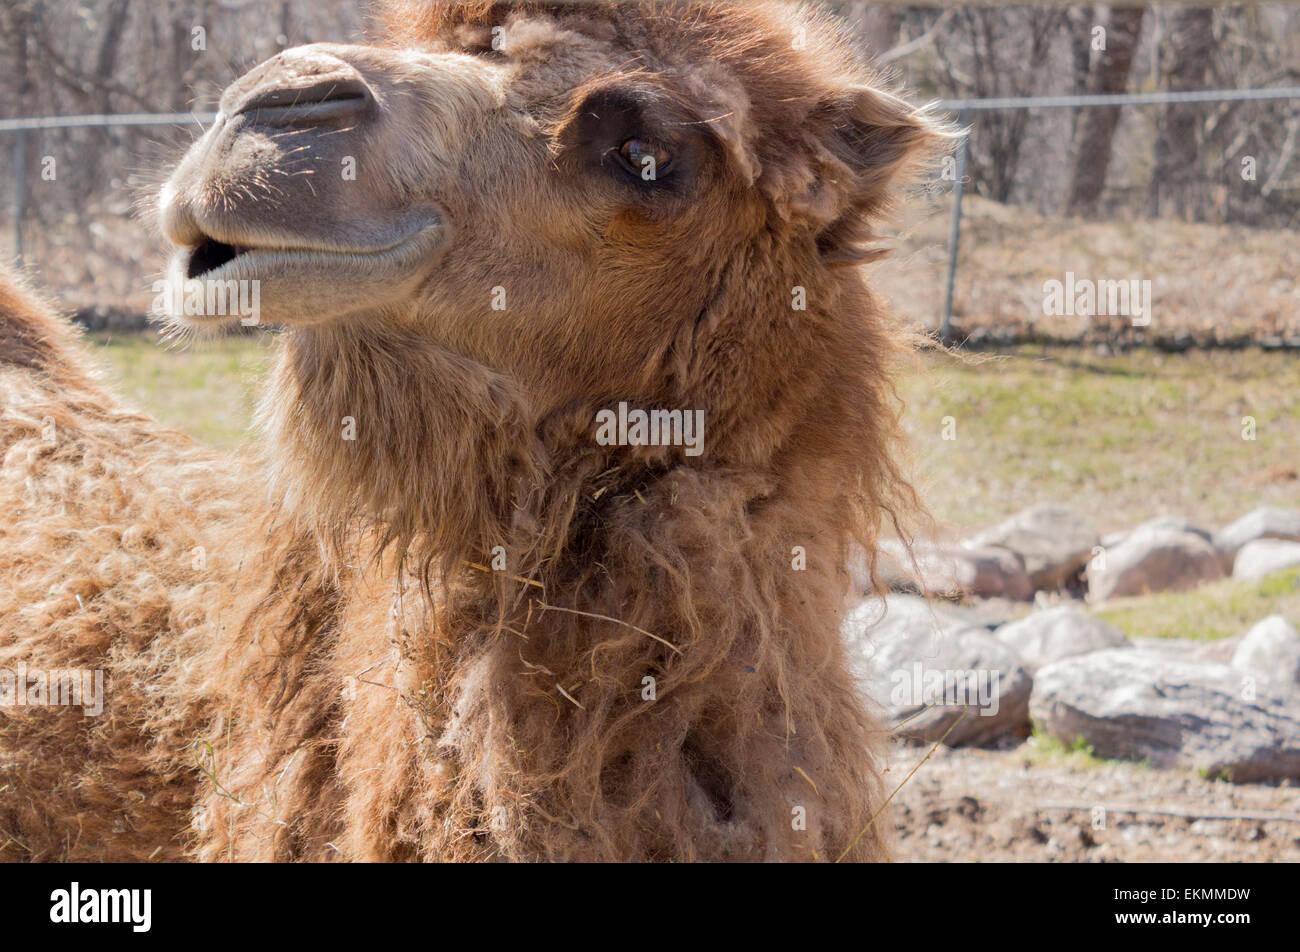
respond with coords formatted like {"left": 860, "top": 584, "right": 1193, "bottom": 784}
{"left": 157, "top": 0, "right": 943, "bottom": 574}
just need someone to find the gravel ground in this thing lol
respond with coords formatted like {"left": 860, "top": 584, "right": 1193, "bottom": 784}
{"left": 884, "top": 740, "right": 1300, "bottom": 862}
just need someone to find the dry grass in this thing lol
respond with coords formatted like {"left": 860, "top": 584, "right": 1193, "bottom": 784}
{"left": 873, "top": 195, "right": 1300, "bottom": 344}
{"left": 1094, "top": 567, "right": 1300, "bottom": 642}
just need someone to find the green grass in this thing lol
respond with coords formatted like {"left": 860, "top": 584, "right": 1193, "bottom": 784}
{"left": 87, "top": 331, "right": 274, "bottom": 449}
{"left": 1094, "top": 567, "right": 1300, "bottom": 642}
{"left": 1022, "top": 724, "right": 1116, "bottom": 770}
{"left": 86, "top": 333, "right": 1300, "bottom": 539}
{"left": 898, "top": 345, "right": 1300, "bottom": 532}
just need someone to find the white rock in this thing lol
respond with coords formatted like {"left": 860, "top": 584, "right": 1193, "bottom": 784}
{"left": 843, "top": 596, "right": 1032, "bottom": 746}
{"left": 1088, "top": 525, "right": 1223, "bottom": 601}
{"left": 1130, "top": 636, "right": 1243, "bottom": 664}
{"left": 966, "top": 504, "right": 1100, "bottom": 591}
{"left": 1232, "top": 539, "right": 1300, "bottom": 580}
{"left": 1031, "top": 649, "right": 1300, "bottom": 782}
{"left": 1215, "top": 506, "right": 1300, "bottom": 564}
{"left": 1106, "top": 516, "right": 1212, "bottom": 550}
{"left": 877, "top": 540, "right": 1033, "bottom": 601}
{"left": 1231, "top": 615, "right": 1300, "bottom": 688}
{"left": 995, "top": 606, "right": 1129, "bottom": 672}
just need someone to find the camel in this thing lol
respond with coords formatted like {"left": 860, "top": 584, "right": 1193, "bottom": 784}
{"left": 0, "top": 0, "right": 943, "bottom": 861}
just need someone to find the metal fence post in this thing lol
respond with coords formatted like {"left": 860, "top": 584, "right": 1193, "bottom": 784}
{"left": 939, "top": 110, "right": 970, "bottom": 347}
{"left": 12, "top": 129, "right": 27, "bottom": 266}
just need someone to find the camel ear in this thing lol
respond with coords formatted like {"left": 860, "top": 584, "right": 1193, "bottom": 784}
{"left": 836, "top": 85, "right": 944, "bottom": 184}
{"left": 789, "top": 85, "right": 950, "bottom": 264}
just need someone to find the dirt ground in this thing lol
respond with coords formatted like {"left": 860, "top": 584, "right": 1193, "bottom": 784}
{"left": 884, "top": 740, "right": 1300, "bottom": 862}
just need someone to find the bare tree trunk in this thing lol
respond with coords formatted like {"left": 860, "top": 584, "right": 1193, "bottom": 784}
{"left": 984, "top": 9, "right": 1060, "bottom": 202}
{"left": 933, "top": 8, "right": 1063, "bottom": 204}
{"left": 94, "top": 0, "right": 132, "bottom": 112}
{"left": 1066, "top": 4, "right": 1095, "bottom": 141}
{"left": 3, "top": 2, "right": 36, "bottom": 260}
{"left": 1065, "top": 5, "right": 1145, "bottom": 216}
{"left": 1146, "top": 6, "right": 1216, "bottom": 219}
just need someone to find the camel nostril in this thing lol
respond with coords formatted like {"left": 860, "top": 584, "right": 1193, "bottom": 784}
{"left": 235, "top": 76, "right": 373, "bottom": 125}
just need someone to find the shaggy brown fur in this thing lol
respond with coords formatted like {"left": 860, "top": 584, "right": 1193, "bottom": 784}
{"left": 0, "top": 1, "right": 943, "bottom": 861}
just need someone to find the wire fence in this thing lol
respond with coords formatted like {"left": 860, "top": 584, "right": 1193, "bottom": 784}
{"left": 4, "top": 84, "right": 1300, "bottom": 345}
{"left": 931, "top": 86, "right": 1300, "bottom": 343}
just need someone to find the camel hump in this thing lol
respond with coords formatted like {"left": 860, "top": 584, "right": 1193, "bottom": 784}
{"left": 0, "top": 266, "right": 98, "bottom": 390}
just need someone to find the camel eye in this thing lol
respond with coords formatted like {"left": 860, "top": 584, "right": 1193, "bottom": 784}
{"left": 618, "top": 138, "right": 670, "bottom": 181}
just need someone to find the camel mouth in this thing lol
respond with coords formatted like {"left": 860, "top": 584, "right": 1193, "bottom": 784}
{"left": 162, "top": 208, "right": 446, "bottom": 325}
{"left": 178, "top": 220, "right": 443, "bottom": 283}
{"left": 186, "top": 238, "right": 248, "bottom": 279}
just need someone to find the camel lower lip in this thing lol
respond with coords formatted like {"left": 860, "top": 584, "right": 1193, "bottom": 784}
{"left": 178, "top": 225, "right": 442, "bottom": 283}
{"left": 183, "top": 244, "right": 386, "bottom": 281}
{"left": 163, "top": 216, "right": 445, "bottom": 324}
